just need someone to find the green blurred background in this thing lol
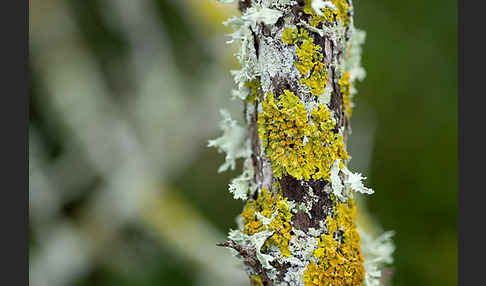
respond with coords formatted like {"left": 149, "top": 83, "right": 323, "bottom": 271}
{"left": 29, "top": 0, "right": 457, "bottom": 286}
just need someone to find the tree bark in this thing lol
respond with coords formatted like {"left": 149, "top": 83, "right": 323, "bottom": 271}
{"left": 211, "top": 1, "right": 390, "bottom": 285}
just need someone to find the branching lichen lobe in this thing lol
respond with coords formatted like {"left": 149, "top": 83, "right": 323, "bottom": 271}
{"left": 211, "top": 1, "right": 393, "bottom": 285}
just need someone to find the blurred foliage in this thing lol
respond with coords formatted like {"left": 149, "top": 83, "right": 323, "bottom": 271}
{"left": 353, "top": 1, "right": 458, "bottom": 286}
{"left": 30, "top": 0, "right": 457, "bottom": 285}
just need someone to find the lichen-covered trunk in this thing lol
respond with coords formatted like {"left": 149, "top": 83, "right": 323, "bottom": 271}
{"left": 210, "top": 1, "right": 392, "bottom": 285}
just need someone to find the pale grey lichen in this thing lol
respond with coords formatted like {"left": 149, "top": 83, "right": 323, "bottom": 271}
{"left": 359, "top": 229, "right": 395, "bottom": 286}
{"left": 278, "top": 256, "right": 308, "bottom": 286}
{"left": 298, "top": 201, "right": 313, "bottom": 218}
{"left": 330, "top": 160, "right": 345, "bottom": 201}
{"left": 282, "top": 267, "right": 306, "bottom": 286}
{"left": 276, "top": 229, "right": 319, "bottom": 285}
{"left": 208, "top": 109, "right": 251, "bottom": 172}
{"left": 223, "top": 16, "right": 259, "bottom": 100}
{"left": 229, "top": 158, "right": 256, "bottom": 200}
{"left": 245, "top": 101, "right": 255, "bottom": 124}
{"left": 256, "top": 210, "right": 278, "bottom": 226}
{"left": 229, "top": 229, "right": 276, "bottom": 269}
{"left": 223, "top": 16, "right": 246, "bottom": 45}
{"left": 342, "top": 166, "right": 374, "bottom": 195}
{"left": 291, "top": 229, "right": 319, "bottom": 260}
{"left": 242, "top": 6, "right": 283, "bottom": 26}
{"left": 330, "top": 159, "right": 374, "bottom": 202}
{"left": 297, "top": 20, "right": 325, "bottom": 37}
{"left": 344, "top": 26, "right": 367, "bottom": 84}
{"left": 318, "top": 82, "right": 332, "bottom": 105}
{"left": 303, "top": 99, "right": 319, "bottom": 116}
{"left": 258, "top": 30, "right": 300, "bottom": 95}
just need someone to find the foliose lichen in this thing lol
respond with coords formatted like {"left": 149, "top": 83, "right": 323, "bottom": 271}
{"left": 208, "top": 109, "right": 251, "bottom": 172}
{"left": 241, "top": 186, "right": 293, "bottom": 257}
{"left": 211, "top": 1, "right": 393, "bottom": 285}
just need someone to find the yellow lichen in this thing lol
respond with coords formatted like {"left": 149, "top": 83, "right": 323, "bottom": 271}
{"left": 245, "top": 78, "right": 261, "bottom": 103}
{"left": 282, "top": 27, "right": 299, "bottom": 45}
{"left": 331, "top": 0, "right": 351, "bottom": 26}
{"left": 303, "top": 199, "right": 365, "bottom": 286}
{"left": 295, "top": 38, "right": 323, "bottom": 77}
{"left": 282, "top": 29, "right": 328, "bottom": 96}
{"left": 258, "top": 90, "right": 348, "bottom": 181}
{"left": 300, "top": 62, "right": 328, "bottom": 96}
{"left": 282, "top": 27, "right": 311, "bottom": 45}
{"left": 242, "top": 187, "right": 293, "bottom": 257}
{"left": 338, "top": 72, "right": 352, "bottom": 119}
{"left": 307, "top": 7, "right": 337, "bottom": 27}
{"left": 250, "top": 274, "right": 264, "bottom": 286}
{"left": 303, "top": 0, "right": 350, "bottom": 27}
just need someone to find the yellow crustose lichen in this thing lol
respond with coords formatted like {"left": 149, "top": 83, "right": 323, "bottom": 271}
{"left": 245, "top": 78, "right": 261, "bottom": 103}
{"left": 303, "top": 199, "right": 365, "bottom": 286}
{"left": 258, "top": 90, "right": 348, "bottom": 181}
{"left": 242, "top": 187, "right": 293, "bottom": 257}
{"left": 303, "top": 0, "right": 351, "bottom": 27}
{"left": 282, "top": 27, "right": 299, "bottom": 45}
{"left": 300, "top": 61, "right": 328, "bottom": 97}
{"left": 338, "top": 71, "right": 352, "bottom": 120}
{"left": 282, "top": 27, "right": 309, "bottom": 46}
{"left": 282, "top": 27, "right": 328, "bottom": 97}
{"left": 295, "top": 37, "right": 322, "bottom": 76}
{"left": 250, "top": 274, "right": 264, "bottom": 286}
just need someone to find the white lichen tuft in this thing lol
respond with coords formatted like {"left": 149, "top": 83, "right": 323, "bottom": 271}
{"left": 330, "top": 160, "right": 345, "bottom": 201}
{"left": 229, "top": 229, "right": 276, "bottom": 269}
{"left": 342, "top": 166, "right": 374, "bottom": 195}
{"left": 229, "top": 158, "right": 256, "bottom": 200}
{"left": 223, "top": 16, "right": 246, "bottom": 45}
{"left": 330, "top": 159, "right": 374, "bottom": 201}
{"left": 208, "top": 109, "right": 251, "bottom": 172}
{"left": 359, "top": 229, "right": 395, "bottom": 286}
{"left": 223, "top": 16, "right": 259, "bottom": 100}
{"left": 344, "top": 27, "right": 367, "bottom": 84}
{"left": 252, "top": 230, "right": 277, "bottom": 269}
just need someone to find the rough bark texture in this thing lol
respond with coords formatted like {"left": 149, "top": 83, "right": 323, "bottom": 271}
{"left": 210, "top": 1, "right": 394, "bottom": 285}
